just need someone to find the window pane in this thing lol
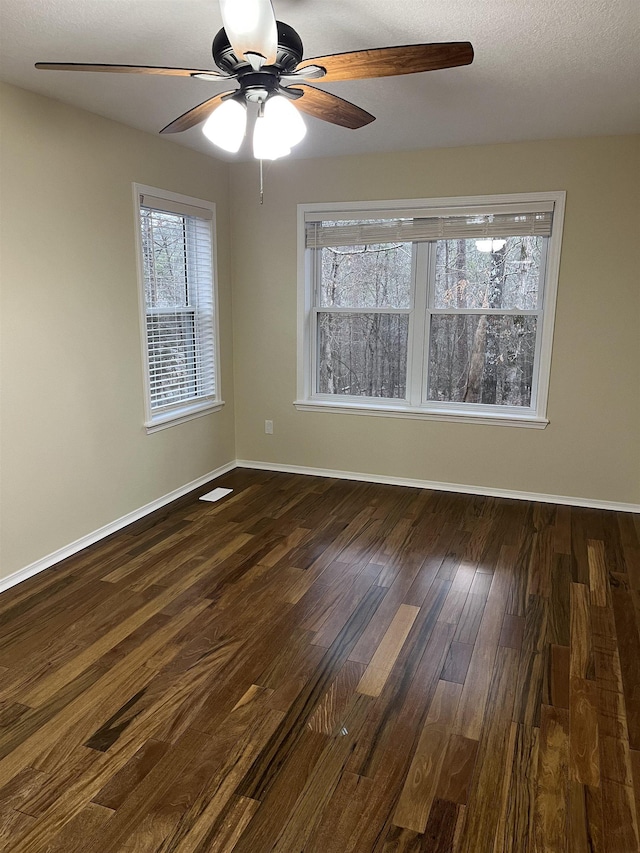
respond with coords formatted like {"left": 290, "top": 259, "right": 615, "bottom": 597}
{"left": 141, "top": 209, "right": 189, "bottom": 309}
{"left": 427, "top": 314, "right": 537, "bottom": 407}
{"left": 320, "top": 242, "right": 412, "bottom": 308}
{"left": 434, "top": 237, "right": 542, "bottom": 310}
{"left": 318, "top": 313, "right": 408, "bottom": 398}
{"left": 147, "top": 313, "right": 196, "bottom": 408}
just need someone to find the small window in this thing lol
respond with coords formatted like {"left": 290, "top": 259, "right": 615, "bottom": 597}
{"left": 134, "top": 185, "right": 222, "bottom": 432}
{"left": 297, "top": 193, "right": 565, "bottom": 427}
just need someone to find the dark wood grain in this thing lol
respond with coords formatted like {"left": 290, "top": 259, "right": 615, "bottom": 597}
{"left": 295, "top": 84, "right": 376, "bottom": 129}
{"left": 300, "top": 42, "right": 473, "bottom": 83}
{"left": 35, "top": 62, "right": 226, "bottom": 77}
{"left": 0, "top": 470, "right": 637, "bottom": 850}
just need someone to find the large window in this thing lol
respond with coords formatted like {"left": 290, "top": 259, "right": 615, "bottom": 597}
{"left": 134, "top": 185, "right": 222, "bottom": 432}
{"left": 297, "top": 193, "right": 565, "bottom": 427}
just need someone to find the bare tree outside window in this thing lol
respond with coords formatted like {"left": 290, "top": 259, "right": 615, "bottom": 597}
{"left": 317, "top": 235, "right": 412, "bottom": 398}
{"left": 141, "top": 208, "right": 197, "bottom": 408}
{"left": 428, "top": 237, "right": 542, "bottom": 407}
{"left": 313, "top": 227, "right": 544, "bottom": 409}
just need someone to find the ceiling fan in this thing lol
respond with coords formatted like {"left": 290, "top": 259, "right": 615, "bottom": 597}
{"left": 35, "top": 0, "right": 474, "bottom": 160}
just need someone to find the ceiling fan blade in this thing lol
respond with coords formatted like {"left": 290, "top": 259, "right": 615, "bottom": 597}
{"left": 297, "top": 42, "right": 474, "bottom": 82}
{"left": 35, "top": 62, "right": 228, "bottom": 78}
{"left": 219, "top": 0, "right": 278, "bottom": 65}
{"left": 293, "top": 84, "right": 375, "bottom": 129}
{"left": 160, "top": 91, "right": 236, "bottom": 134}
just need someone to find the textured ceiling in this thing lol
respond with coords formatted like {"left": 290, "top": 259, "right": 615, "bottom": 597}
{"left": 1, "top": 0, "right": 638, "bottom": 162}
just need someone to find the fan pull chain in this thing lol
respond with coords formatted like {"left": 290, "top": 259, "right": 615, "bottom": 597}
{"left": 259, "top": 158, "right": 264, "bottom": 204}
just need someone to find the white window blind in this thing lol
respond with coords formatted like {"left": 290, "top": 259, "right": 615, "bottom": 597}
{"left": 139, "top": 196, "right": 217, "bottom": 417}
{"left": 305, "top": 208, "right": 553, "bottom": 249}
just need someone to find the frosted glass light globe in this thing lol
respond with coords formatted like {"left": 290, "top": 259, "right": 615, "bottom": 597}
{"left": 253, "top": 113, "right": 291, "bottom": 160}
{"left": 263, "top": 95, "right": 307, "bottom": 147}
{"left": 202, "top": 99, "right": 247, "bottom": 153}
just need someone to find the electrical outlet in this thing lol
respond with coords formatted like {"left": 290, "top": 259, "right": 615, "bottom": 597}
{"left": 265, "top": 419, "right": 273, "bottom": 434}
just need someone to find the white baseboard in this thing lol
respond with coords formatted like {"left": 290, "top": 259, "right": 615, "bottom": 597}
{"left": 0, "top": 461, "right": 236, "bottom": 595}
{"left": 236, "top": 459, "right": 640, "bottom": 514}
{"left": 3, "top": 457, "right": 638, "bottom": 596}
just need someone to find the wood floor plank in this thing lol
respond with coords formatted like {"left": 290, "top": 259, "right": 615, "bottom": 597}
{"left": 526, "top": 527, "right": 554, "bottom": 599}
{"left": 305, "top": 771, "right": 377, "bottom": 853}
{"left": 307, "top": 659, "right": 366, "bottom": 734}
{"left": 452, "top": 546, "right": 514, "bottom": 741}
{"left": 271, "top": 694, "right": 374, "bottom": 851}
{"left": 313, "top": 567, "right": 383, "bottom": 649}
{"left": 588, "top": 540, "right": 609, "bottom": 608}
{"left": 356, "top": 604, "right": 420, "bottom": 697}
{"left": 572, "top": 509, "right": 594, "bottom": 586}
{"left": 440, "top": 642, "right": 473, "bottom": 685}
{"left": 19, "top": 745, "right": 101, "bottom": 816}
{"left": 568, "top": 781, "right": 604, "bottom": 853}
{"left": 493, "top": 722, "right": 538, "bottom": 853}
{"left": 452, "top": 588, "right": 488, "bottom": 647}
{"left": 195, "top": 794, "right": 260, "bottom": 853}
{"left": 91, "top": 738, "right": 170, "bottom": 810}
{"left": 422, "top": 798, "right": 460, "bottom": 853}
{"left": 435, "top": 733, "right": 478, "bottom": 806}
{"left": 569, "top": 677, "right": 600, "bottom": 787}
{"left": 499, "top": 613, "right": 525, "bottom": 651}
{"left": 545, "top": 644, "right": 570, "bottom": 710}
{"left": 610, "top": 581, "right": 640, "bottom": 750}
{"left": 39, "top": 801, "right": 114, "bottom": 852}
{"left": 547, "top": 554, "right": 571, "bottom": 646}
{"left": 512, "top": 594, "right": 547, "bottom": 728}
{"left": 600, "top": 777, "right": 640, "bottom": 853}
{"left": 456, "top": 646, "right": 519, "bottom": 853}
{"left": 0, "top": 474, "right": 637, "bottom": 851}
{"left": 232, "top": 727, "right": 329, "bottom": 852}
{"left": 554, "top": 506, "right": 572, "bottom": 556}
{"left": 570, "top": 582, "right": 594, "bottom": 681}
{"left": 393, "top": 680, "right": 462, "bottom": 832}
{"left": 534, "top": 704, "right": 569, "bottom": 853}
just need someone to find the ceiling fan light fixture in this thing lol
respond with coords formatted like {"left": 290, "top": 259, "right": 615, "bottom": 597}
{"left": 264, "top": 94, "right": 306, "bottom": 147}
{"left": 202, "top": 98, "right": 247, "bottom": 152}
{"left": 253, "top": 113, "right": 290, "bottom": 160}
{"left": 219, "top": 0, "right": 278, "bottom": 65}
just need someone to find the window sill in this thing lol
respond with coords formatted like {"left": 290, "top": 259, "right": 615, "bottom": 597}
{"left": 145, "top": 400, "right": 225, "bottom": 434}
{"left": 293, "top": 399, "right": 548, "bottom": 429}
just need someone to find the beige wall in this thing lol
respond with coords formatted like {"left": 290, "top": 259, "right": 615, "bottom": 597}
{"left": 0, "top": 83, "right": 236, "bottom": 581}
{"left": 229, "top": 136, "right": 640, "bottom": 505}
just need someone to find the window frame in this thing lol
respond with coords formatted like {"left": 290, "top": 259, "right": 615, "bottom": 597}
{"left": 296, "top": 191, "right": 566, "bottom": 428}
{"left": 133, "top": 183, "right": 224, "bottom": 434}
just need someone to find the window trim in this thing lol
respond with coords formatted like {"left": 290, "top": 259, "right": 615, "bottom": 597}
{"left": 296, "top": 191, "right": 566, "bottom": 428}
{"left": 133, "top": 183, "right": 224, "bottom": 434}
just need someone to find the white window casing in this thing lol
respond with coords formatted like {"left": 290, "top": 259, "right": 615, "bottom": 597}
{"left": 133, "top": 184, "right": 223, "bottom": 433}
{"left": 296, "top": 192, "right": 566, "bottom": 428}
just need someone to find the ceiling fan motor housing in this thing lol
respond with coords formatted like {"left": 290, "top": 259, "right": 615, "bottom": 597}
{"left": 212, "top": 21, "right": 303, "bottom": 75}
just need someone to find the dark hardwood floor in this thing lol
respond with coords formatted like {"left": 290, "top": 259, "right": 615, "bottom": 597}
{"left": 1, "top": 468, "right": 639, "bottom": 852}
